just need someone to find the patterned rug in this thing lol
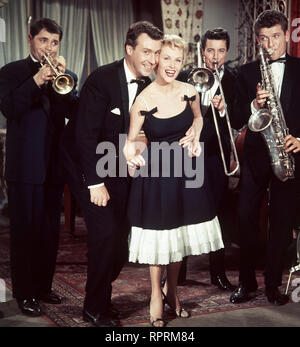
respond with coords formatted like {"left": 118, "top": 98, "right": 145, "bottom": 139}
{"left": 0, "top": 216, "right": 295, "bottom": 327}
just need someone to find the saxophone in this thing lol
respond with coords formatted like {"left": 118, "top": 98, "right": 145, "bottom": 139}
{"left": 248, "top": 43, "right": 295, "bottom": 182}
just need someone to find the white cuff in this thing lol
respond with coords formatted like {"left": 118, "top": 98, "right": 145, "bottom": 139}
{"left": 251, "top": 100, "right": 258, "bottom": 114}
{"left": 88, "top": 183, "right": 105, "bottom": 189}
{"left": 219, "top": 109, "right": 225, "bottom": 118}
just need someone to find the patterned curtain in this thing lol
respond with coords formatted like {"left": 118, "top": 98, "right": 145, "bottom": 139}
{"left": 160, "top": 0, "right": 203, "bottom": 67}
{"left": 290, "top": 0, "right": 300, "bottom": 57}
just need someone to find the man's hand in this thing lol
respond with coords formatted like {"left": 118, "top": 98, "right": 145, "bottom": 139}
{"left": 210, "top": 94, "right": 225, "bottom": 113}
{"left": 54, "top": 55, "right": 66, "bottom": 73}
{"left": 253, "top": 82, "right": 270, "bottom": 110}
{"left": 89, "top": 185, "right": 110, "bottom": 207}
{"left": 33, "top": 64, "right": 55, "bottom": 88}
{"left": 284, "top": 135, "right": 300, "bottom": 153}
{"left": 188, "top": 140, "right": 202, "bottom": 157}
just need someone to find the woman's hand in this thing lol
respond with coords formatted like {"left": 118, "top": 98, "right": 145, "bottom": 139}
{"left": 123, "top": 138, "right": 146, "bottom": 176}
{"left": 179, "top": 126, "right": 195, "bottom": 148}
{"left": 188, "top": 140, "right": 202, "bottom": 157}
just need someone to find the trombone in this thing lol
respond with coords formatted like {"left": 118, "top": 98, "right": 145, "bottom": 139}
{"left": 40, "top": 52, "right": 74, "bottom": 95}
{"left": 187, "top": 43, "right": 239, "bottom": 176}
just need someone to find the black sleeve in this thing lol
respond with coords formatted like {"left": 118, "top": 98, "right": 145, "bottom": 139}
{"left": 0, "top": 63, "right": 42, "bottom": 121}
{"left": 75, "top": 72, "right": 108, "bottom": 187}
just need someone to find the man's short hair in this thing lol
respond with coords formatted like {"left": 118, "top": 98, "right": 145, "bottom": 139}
{"left": 254, "top": 10, "right": 288, "bottom": 36}
{"left": 201, "top": 27, "right": 230, "bottom": 50}
{"left": 30, "top": 18, "right": 63, "bottom": 41}
{"left": 125, "top": 21, "right": 163, "bottom": 50}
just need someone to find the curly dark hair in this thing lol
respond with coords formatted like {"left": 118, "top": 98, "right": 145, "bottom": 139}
{"left": 254, "top": 10, "right": 288, "bottom": 36}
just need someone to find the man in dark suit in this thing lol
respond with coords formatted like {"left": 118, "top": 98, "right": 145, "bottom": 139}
{"left": 61, "top": 21, "right": 163, "bottom": 327}
{"left": 230, "top": 10, "right": 300, "bottom": 305}
{"left": 0, "top": 18, "right": 78, "bottom": 316}
{"left": 177, "top": 28, "right": 237, "bottom": 291}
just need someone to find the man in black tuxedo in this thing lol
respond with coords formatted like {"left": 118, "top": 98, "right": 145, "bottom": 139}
{"left": 0, "top": 18, "right": 78, "bottom": 316}
{"left": 230, "top": 10, "right": 300, "bottom": 305}
{"left": 61, "top": 21, "right": 163, "bottom": 327}
{"left": 177, "top": 28, "right": 237, "bottom": 291}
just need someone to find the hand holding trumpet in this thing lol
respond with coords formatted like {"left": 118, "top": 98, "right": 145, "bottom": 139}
{"left": 33, "top": 53, "right": 74, "bottom": 94}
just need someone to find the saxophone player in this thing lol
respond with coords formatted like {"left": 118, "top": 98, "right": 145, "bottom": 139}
{"left": 230, "top": 10, "right": 300, "bottom": 306}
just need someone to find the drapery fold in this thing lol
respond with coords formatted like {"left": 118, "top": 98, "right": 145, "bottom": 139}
{"left": 0, "top": 0, "right": 134, "bottom": 85}
{"left": 0, "top": 0, "right": 30, "bottom": 66}
{"left": 39, "top": 0, "right": 89, "bottom": 85}
{"left": 90, "top": 0, "right": 134, "bottom": 66}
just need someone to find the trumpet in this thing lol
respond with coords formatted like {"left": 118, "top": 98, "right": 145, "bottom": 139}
{"left": 40, "top": 52, "right": 74, "bottom": 94}
{"left": 187, "top": 44, "right": 239, "bottom": 176}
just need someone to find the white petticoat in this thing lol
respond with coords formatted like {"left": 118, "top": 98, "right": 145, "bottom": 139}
{"left": 128, "top": 216, "right": 224, "bottom": 265}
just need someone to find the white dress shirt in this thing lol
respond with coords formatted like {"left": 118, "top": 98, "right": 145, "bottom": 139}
{"left": 251, "top": 54, "right": 286, "bottom": 114}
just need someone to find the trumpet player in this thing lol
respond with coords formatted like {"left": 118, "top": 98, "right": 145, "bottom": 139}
{"left": 230, "top": 10, "right": 300, "bottom": 306}
{"left": 0, "top": 18, "right": 78, "bottom": 316}
{"left": 178, "top": 28, "right": 238, "bottom": 292}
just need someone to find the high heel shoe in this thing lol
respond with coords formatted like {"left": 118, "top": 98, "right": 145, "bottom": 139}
{"left": 161, "top": 290, "right": 190, "bottom": 318}
{"left": 149, "top": 298, "right": 165, "bottom": 327}
{"left": 150, "top": 315, "right": 165, "bottom": 327}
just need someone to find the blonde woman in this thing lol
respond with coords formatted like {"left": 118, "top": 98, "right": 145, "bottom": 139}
{"left": 123, "top": 35, "right": 223, "bottom": 327}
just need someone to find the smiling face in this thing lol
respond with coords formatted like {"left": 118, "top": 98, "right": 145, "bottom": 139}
{"left": 156, "top": 44, "right": 184, "bottom": 83}
{"left": 28, "top": 28, "right": 60, "bottom": 61}
{"left": 125, "top": 33, "right": 162, "bottom": 78}
{"left": 257, "top": 24, "right": 289, "bottom": 60}
{"left": 202, "top": 39, "right": 227, "bottom": 71}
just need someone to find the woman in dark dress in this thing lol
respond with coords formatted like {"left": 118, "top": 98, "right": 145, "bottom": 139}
{"left": 123, "top": 35, "right": 223, "bottom": 327}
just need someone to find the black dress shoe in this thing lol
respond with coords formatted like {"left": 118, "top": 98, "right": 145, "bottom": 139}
{"left": 265, "top": 287, "right": 289, "bottom": 306}
{"left": 211, "top": 274, "right": 236, "bottom": 291}
{"left": 230, "top": 284, "right": 257, "bottom": 304}
{"left": 38, "top": 291, "right": 62, "bottom": 304}
{"left": 82, "top": 310, "right": 118, "bottom": 327}
{"left": 17, "top": 298, "right": 42, "bottom": 317}
{"left": 108, "top": 305, "right": 120, "bottom": 319}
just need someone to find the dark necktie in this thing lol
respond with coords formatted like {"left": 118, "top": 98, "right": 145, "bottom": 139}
{"left": 269, "top": 57, "right": 286, "bottom": 64}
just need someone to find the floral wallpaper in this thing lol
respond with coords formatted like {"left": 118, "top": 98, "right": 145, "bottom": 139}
{"left": 161, "top": 0, "right": 203, "bottom": 44}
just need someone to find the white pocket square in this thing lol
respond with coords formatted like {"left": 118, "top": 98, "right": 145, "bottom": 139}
{"left": 111, "top": 107, "right": 121, "bottom": 115}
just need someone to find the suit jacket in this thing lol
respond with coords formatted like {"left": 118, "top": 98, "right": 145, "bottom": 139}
{"left": 234, "top": 54, "right": 300, "bottom": 179}
{"left": 0, "top": 56, "right": 78, "bottom": 185}
{"left": 63, "top": 58, "right": 151, "bottom": 188}
{"left": 178, "top": 67, "right": 237, "bottom": 162}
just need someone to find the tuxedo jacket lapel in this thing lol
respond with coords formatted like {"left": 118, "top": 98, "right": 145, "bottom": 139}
{"left": 117, "top": 59, "right": 130, "bottom": 133}
{"left": 280, "top": 54, "right": 294, "bottom": 118}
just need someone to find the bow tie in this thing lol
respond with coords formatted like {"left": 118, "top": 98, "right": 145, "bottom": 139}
{"left": 269, "top": 57, "right": 286, "bottom": 64}
{"left": 129, "top": 78, "right": 145, "bottom": 85}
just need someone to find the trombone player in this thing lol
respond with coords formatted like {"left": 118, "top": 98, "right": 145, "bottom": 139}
{"left": 178, "top": 28, "right": 238, "bottom": 291}
{"left": 0, "top": 18, "right": 78, "bottom": 316}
